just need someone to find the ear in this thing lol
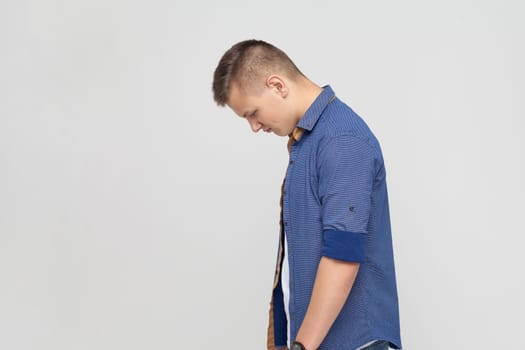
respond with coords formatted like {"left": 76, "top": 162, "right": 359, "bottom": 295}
{"left": 266, "top": 75, "right": 289, "bottom": 98}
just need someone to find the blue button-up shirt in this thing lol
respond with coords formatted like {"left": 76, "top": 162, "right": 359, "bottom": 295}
{"left": 272, "top": 85, "right": 402, "bottom": 349}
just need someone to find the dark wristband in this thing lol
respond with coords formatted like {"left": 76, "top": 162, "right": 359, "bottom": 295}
{"left": 290, "top": 341, "right": 306, "bottom": 350}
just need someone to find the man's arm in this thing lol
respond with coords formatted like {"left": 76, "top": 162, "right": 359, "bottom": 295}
{"left": 294, "top": 256, "right": 360, "bottom": 350}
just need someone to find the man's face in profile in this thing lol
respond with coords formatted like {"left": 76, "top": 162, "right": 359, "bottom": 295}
{"left": 227, "top": 78, "right": 296, "bottom": 137}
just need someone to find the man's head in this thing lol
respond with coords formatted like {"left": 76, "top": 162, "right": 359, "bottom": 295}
{"left": 212, "top": 40, "right": 317, "bottom": 136}
{"left": 212, "top": 40, "right": 303, "bottom": 106}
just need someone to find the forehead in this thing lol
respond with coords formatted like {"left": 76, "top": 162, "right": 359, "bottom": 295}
{"left": 227, "top": 83, "right": 260, "bottom": 116}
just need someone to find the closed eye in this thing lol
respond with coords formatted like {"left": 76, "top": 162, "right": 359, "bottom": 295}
{"left": 242, "top": 110, "right": 257, "bottom": 119}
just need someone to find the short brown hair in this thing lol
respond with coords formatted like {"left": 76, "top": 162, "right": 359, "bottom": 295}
{"left": 212, "top": 39, "right": 303, "bottom": 106}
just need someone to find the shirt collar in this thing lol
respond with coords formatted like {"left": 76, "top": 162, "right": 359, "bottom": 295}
{"left": 296, "top": 85, "right": 336, "bottom": 132}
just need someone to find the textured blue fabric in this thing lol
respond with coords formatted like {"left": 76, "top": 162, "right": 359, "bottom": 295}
{"left": 272, "top": 277, "right": 288, "bottom": 346}
{"left": 322, "top": 230, "right": 366, "bottom": 263}
{"left": 277, "top": 85, "right": 402, "bottom": 349}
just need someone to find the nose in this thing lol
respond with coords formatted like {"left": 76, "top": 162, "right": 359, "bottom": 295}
{"left": 248, "top": 119, "right": 263, "bottom": 133}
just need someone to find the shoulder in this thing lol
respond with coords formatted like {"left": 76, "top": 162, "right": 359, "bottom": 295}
{"left": 315, "top": 100, "right": 382, "bottom": 157}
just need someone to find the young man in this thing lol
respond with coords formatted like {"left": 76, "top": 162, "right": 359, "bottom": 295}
{"left": 212, "top": 40, "right": 402, "bottom": 350}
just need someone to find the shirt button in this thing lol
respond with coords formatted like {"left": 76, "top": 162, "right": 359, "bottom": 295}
{"left": 284, "top": 221, "right": 288, "bottom": 226}
{"left": 289, "top": 159, "right": 294, "bottom": 164}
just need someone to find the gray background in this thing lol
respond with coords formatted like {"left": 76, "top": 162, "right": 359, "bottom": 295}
{"left": 1, "top": 0, "right": 524, "bottom": 349}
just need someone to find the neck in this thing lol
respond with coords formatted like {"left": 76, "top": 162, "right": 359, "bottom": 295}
{"left": 293, "top": 77, "right": 324, "bottom": 123}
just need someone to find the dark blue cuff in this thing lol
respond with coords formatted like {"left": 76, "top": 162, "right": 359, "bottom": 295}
{"left": 321, "top": 230, "right": 366, "bottom": 263}
{"left": 272, "top": 278, "right": 288, "bottom": 346}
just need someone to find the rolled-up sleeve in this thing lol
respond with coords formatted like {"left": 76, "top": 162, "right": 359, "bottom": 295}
{"left": 317, "top": 134, "right": 379, "bottom": 263}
